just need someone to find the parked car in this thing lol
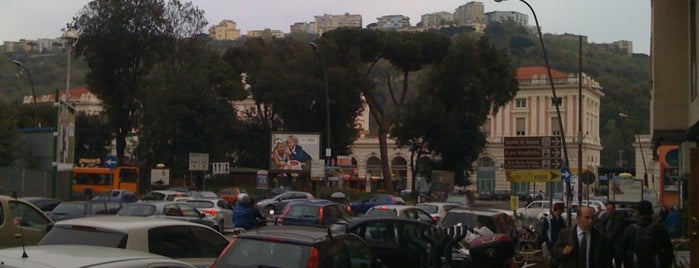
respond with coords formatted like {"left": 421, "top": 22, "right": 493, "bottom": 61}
{"left": 365, "top": 205, "right": 436, "bottom": 225}
{"left": 350, "top": 194, "right": 406, "bottom": 215}
{"left": 199, "top": 191, "right": 219, "bottom": 200}
{"left": 20, "top": 196, "right": 62, "bottom": 212}
{"left": 439, "top": 208, "right": 515, "bottom": 236}
{"left": 477, "top": 191, "right": 494, "bottom": 201}
{"left": 515, "top": 200, "right": 562, "bottom": 221}
{"left": 116, "top": 201, "right": 219, "bottom": 231}
{"left": 141, "top": 190, "right": 189, "bottom": 201}
{"left": 444, "top": 194, "right": 470, "bottom": 207}
{"left": 331, "top": 217, "right": 469, "bottom": 267}
{"left": 184, "top": 199, "right": 235, "bottom": 232}
{"left": 211, "top": 225, "right": 382, "bottom": 268}
{"left": 91, "top": 189, "right": 139, "bottom": 203}
{"left": 416, "top": 202, "right": 465, "bottom": 222}
{"left": 492, "top": 190, "right": 512, "bottom": 201}
{"left": 0, "top": 244, "right": 197, "bottom": 267}
{"left": 0, "top": 195, "right": 54, "bottom": 249}
{"left": 255, "top": 191, "right": 315, "bottom": 216}
{"left": 274, "top": 199, "right": 351, "bottom": 227}
{"left": 48, "top": 200, "right": 122, "bottom": 221}
{"left": 39, "top": 216, "right": 230, "bottom": 268}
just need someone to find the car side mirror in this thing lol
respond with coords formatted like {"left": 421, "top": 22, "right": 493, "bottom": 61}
{"left": 198, "top": 212, "right": 206, "bottom": 219}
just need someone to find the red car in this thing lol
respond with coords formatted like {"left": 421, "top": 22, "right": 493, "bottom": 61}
{"left": 217, "top": 187, "right": 246, "bottom": 205}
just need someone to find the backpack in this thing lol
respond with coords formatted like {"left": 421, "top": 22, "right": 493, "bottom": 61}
{"left": 632, "top": 222, "right": 658, "bottom": 266}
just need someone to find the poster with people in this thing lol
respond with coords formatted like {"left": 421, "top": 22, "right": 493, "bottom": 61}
{"left": 269, "top": 132, "right": 320, "bottom": 172}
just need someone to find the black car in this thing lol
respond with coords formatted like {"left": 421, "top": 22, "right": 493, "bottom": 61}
{"left": 212, "top": 225, "right": 381, "bottom": 268}
{"left": 48, "top": 200, "right": 122, "bottom": 221}
{"left": 439, "top": 208, "right": 515, "bottom": 236}
{"left": 275, "top": 199, "right": 352, "bottom": 228}
{"left": 20, "top": 197, "right": 62, "bottom": 213}
{"left": 332, "top": 217, "right": 469, "bottom": 268}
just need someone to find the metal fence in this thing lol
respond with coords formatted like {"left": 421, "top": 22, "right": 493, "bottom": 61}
{"left": 0, "top": 167, "right": 71, "bottom": 199}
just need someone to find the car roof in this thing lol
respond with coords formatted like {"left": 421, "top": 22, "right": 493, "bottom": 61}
{"left": 237, "top": 225, "right": 343, "bottom": 245}
{"left": 0, "top": 245, "right": 196, "bottom": 268}
{"left": 417, "top": 202, "right": 463, "bottom": 206}
{"left": 51, "top": 215, "right": 207, "bottom": 231}
{"left": 287, "top": 199, "right": 333, "bottom": 205}
{"left": 446, "top": 207, "right": 508, "bottom": 216}
{"left": 335, "top": 216, "right": 432, "bottom": 229}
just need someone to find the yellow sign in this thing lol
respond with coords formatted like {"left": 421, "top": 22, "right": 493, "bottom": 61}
{"left": 510, "top": 196, "right": 519, "bottom": 210}
{"left": 506, "top": 169, "right": 562, "bottom": 182}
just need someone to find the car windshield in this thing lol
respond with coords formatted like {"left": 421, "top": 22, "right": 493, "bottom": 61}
{"left": 52, "top": 203, "right": 86, "bottom": 214}
{"left": 445, "top": 196, "right": 466, "bottom": 203}
{"left": 142, "top": 192, "right": 166, "bottom": 201}
{"left": 416, "top": 204, "right": 438, "bottom": 214}
{"left": 117, "top": 204, "right": 156, "bottom": 216}
{"left": 216, "top": 239, "right": 311, "bottom": 268}
{"left": 186, "top": 200, "right": 214, "bottom": 209}
{"left": 366, "top": 209, "right": 397, "bottom": 217}
{"left": 40, "top": 226, "right": 127, "bottom": 248}
{"left": 285, "top": 205, "right": 319, "bottom": 217}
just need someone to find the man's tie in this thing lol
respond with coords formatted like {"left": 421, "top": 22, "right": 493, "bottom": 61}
{"left": 579, "top": 232, "right": 588, "bottom": 268}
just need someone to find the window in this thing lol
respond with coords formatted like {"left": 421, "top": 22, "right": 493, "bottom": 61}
{"left": 515, "top": 98, "right": 526, "bottom": 108}
{"left": 345, "top": 235, "right": 375, "bottom": 268}
{"left": 516, "top": 118, "right": 526, "bottom": 136}
{"left": 551, "top": 97, "right": 562, "bottom": 106}
{"left": 552, "top": 117, "right": 561, "bottom": 136}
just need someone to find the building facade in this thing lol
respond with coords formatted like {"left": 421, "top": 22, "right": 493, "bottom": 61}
{"left": 484, "top": 11, "right": 529, "bottom": 27}
{"left": 420, "top": 12, "right": 454, "bottom": 28}
{"left": 454, "top": 1, "right": 485, "bottom": 25}
{"left": 314, "top": 13, "right": 362, "bottom": 36}
{"left": 25, "top": 87, "right": 103, "bottom": 115}
{"left": 375, "top": 15, "right": 411, "bottom": 30}
{"left": 208, "top": 20, "right": 242, "bottom": 41}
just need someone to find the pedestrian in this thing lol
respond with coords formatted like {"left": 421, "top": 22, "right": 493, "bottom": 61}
{"left": 596, "top": 202, "right": 626, "bottom": 268}
{"left": 665, "top": 206, "right": 680, "bottom": 238}
{"left": 658, "top": 205, "right": 669, "bottom": 222}
{"left": 538, "top": 202, "right": 566, "bottom": 267}
{"left": 233, "top": 193, "right": 264, "bottom": 230}
{"left": 552, "top": 206, "right": 613, "bottom": 268}
{"left": 620, "top": 200, "right": 674, "bottom": 268}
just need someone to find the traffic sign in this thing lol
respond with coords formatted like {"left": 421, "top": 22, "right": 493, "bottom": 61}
{"left": 503, "top": 136, "right": 561, "bottom": 147}
{"left": 561, "top": 166, "right": 572, "bottom": 183}
{"left": 504, "top": 147, "right": 562, "bottom": 158}
{"left": 212, "top": 162, "right": 229, "bottom": 175}
{"left": 104, "top": 155, "right": 118, "bottom": 170}
{"left": 582, "top": 171, "right": 596, "bottom": 185}
{"left": 506, "top": 169, "right": 562, "bottom": 182}
{"left": 188, "top": 153, "right": 209, "bottom": 171}
{"left": 504, "top": 159, "right": 562, "bottom": 169}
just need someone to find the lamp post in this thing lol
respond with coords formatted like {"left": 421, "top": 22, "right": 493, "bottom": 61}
{"left": 12, "top": 60, "right": 39, "bottom": 127}
{"left": 309, "top": 42, "right": 332, "bottom": 167}
{"left": 495, "top": 0, "right": 572, "bottom": 224}
{"left": 62, "top": 30, "right": 79, "bottom": 104}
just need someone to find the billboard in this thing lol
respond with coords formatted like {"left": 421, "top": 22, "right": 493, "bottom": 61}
{"left": 269, "top": 132, "right": 320, "bottom": 172}
{"left": 57, "top": 103, "right": 75, "bottom": 171}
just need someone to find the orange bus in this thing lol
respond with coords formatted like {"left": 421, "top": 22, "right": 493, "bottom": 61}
{"left": 71, "top": 166, "right": 140, "bottom": 200}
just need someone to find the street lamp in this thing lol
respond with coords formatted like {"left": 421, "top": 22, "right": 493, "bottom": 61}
{"left": 495, "top": 0, "right": 572, "bottom": 224}
{"left": 309, "top": 42, "right": 332, "bottom": 164}
{"left": 62, "top": 29, "right": 79, "bottom": 104}
{"left": 12, "top": 60, "right": 39, "bottom": 127}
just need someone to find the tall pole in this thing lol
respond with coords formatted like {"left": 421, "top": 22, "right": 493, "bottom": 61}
{"left": 12, "top": 60, "right": 39, "bottom": 127}
{"left": 62, "top": 30, "right": 79, "bottom": 104}
{"left": 310, "top": 42, "right": 332, "bottom": 181}
{"left": 578, "top": 36, "right": 584, "bottom": 206}
{"left": 637, "top": 135, "right": 648, "bottom": 201}
{"left": 496, "top": 0, "right": 572, "bottom": 225}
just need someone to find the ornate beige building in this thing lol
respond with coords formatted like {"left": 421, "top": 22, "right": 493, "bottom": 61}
{"left": 208, "top": 20, "right": 242, "bottom": 41}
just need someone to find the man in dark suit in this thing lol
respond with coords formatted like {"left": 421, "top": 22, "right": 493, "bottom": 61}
{"left": 553, "top": 206, "right": 613, "bottom": 268}
{"left": 596, "top": 202, "right": 627, "bottom": 267}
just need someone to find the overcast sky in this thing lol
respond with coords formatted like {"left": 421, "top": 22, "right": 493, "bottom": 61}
{"left": 1, "top": 0, "right": 651, "bottom": 54}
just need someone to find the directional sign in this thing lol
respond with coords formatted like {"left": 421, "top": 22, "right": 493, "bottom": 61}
{"left": 104, "top": 155, "right": 118, "bottom": 170}
{"left": 504, "top": 147, "right": 562, "bottom": 158}
{"left": 506, "top": 169, "right": 562, "bottom": 182}
{"left": 503, "top": 136, "right": 561, "bottom": 147}
{"left": 561, "top": 166, "right": 572, "bottom": 183}
{"left": 188, "top": 153, "right": 210, "bottom": 171}
{"left": 211, "top": 162, "right": 230, "bottom": 175}
{"left": 504, "top": 159, "right": 563, "bottom": 169}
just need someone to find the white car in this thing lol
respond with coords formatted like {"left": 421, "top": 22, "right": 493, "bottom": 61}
{"left": 416, "top": 202, "right": 466, "bottom": 221}
{"left": 184, "top": 199, "right": 235, "bottom": 232}
{"left": 0, "top": 244, "right": 196, "bottom": 267}
{"left": 516, "top": 200, "right": 560, "bottom": 221}
{"left": 39, "top": 216, "right": 229, "bottom": 268}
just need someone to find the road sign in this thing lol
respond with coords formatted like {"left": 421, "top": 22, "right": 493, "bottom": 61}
{"left": 506, "top": 169, "right": 562, "bottom": 182}
{"left": 503, "top": 136, "right": 563, "bottom": 172}
{"left": 503, "top": 136, "right": 561, "bottom": 147}
{"left": 582, "top": 171, "right": 596, "bottom": 185}
{"left": 561, "top": 166, "right": 572, "bottom": 183}
{"left": 188, "top": 153, "right": 209, "bottom": 171}
{"left": 104, "top": 155, "right": 118, "bottom": 170}
{"left": 504, "top": 159, "right": 562, "bottom": 169}
{"left": 212, "top": 162, "right": 229, "bottom": 175}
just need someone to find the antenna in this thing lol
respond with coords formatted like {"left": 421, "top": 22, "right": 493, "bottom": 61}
{"left": 11, "top": 191, "right": 29, "bottom": 258}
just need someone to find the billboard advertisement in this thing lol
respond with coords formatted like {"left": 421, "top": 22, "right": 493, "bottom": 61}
{"left": 269, "top": 132, "right": 320, "bottom": 172}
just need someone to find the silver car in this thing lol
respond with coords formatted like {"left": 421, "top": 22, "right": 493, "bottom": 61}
{"left": 0, "top": 244, "right": 196, "bottom": 267}
{"left": 184, "top": 199, "right": 234, "bottom": 232}
{"left": 116, "top": 201, "right": 219, "bottom": 231}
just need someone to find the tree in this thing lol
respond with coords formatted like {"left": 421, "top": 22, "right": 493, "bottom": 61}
{"left": 69, "top": 0, "right": 206, "bottom": 164}
{"left": 321, "top": 28, "right": 451, "bottom": 193}
{"left": 0, "top": 102, "right": 20, "bottom": 166}
{"left": 74, "top": 114, "right": 111, "bottom": 160}
{"left": 393, "top": 35, "right": 519, "bottom": 185}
